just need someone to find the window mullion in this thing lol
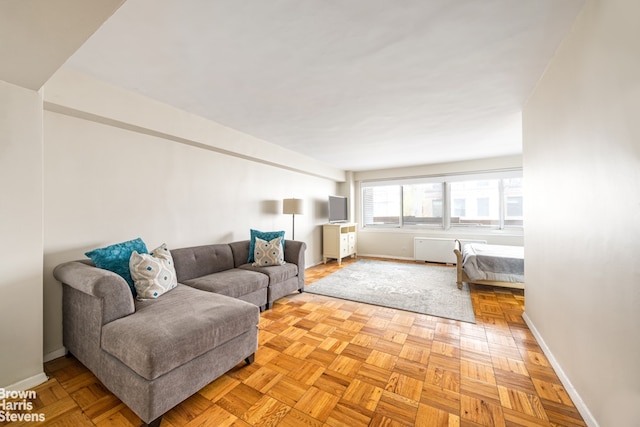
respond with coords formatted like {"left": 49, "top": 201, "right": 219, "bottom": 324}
{"left": 499, "top": 179, "right": 505, "bottom": 230}
{"left": 399, "top": 186, "right": 404, "bottom": 227}
{"left": 444, "top": 182, "right": 451, "bottom": 230}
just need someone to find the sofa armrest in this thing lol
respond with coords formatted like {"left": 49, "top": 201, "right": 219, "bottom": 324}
{"left": 53, "top": 261, "right": 135, "bottom": 325}
{"left": 284, "top": 240, "right": 307, "bottom": 290}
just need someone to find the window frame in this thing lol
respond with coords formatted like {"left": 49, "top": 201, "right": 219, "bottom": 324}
{"left": 360, "top": 169, "right": 523, "bottom": 232}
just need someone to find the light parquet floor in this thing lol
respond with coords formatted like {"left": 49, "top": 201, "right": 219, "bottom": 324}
{"left": 7, "top": 258, "right": 586, "bottom": 427}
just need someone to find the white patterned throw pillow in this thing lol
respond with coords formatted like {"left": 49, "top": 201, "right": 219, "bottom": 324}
{"left": 252, "top": 236, "right": 285, "bottom": 267}
{"left": 130, "top": 243, "right": 178, "bottom": 299}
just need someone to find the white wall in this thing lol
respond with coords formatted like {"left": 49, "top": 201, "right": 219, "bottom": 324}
{"left": 0, "top": 0, "right": 137, "bottom": 392}
{"left": 0, "top": 81, "right": 47, "bottom": 389}
{"left": 353, "top": 155, "right": 525, "bottom": 259}
{"left": 523, "top": 0, "right": 640, "bottom": 425}
{"left": 42, "top": 70, "right": 338, "bottom": 357}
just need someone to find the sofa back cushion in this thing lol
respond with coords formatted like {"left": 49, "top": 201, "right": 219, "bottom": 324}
{"left": 228, "top": 240, "right": 251, "bottom": 268}
{"left": 171, "top": 244, "right": 235, "bottom": 282}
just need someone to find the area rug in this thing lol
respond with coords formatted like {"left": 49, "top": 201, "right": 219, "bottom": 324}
{"left": 306, "top": 259, "right": 475, "bottom": 323}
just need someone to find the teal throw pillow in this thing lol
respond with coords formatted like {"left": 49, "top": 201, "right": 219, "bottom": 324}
{"left": 248, "top": 229, "right": 285, "bottom": 263}
{"left": 85, "top": 237, "right": 148, "bottom": 297}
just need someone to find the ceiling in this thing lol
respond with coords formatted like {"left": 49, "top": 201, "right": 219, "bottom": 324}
{"left": 0, "top": 0, "right": 124, "bottom": 90}
{"left": 64, "top": 0, "right": 584, "bottom": 171}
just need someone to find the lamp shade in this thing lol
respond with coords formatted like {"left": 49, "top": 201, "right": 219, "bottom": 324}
{"left": 283, "top": 198, "right": 304, "bottom": 215}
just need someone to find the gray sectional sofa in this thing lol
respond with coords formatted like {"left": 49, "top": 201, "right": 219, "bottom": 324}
{"left": 53, "top": 239, "right": 306, "bottom": 427}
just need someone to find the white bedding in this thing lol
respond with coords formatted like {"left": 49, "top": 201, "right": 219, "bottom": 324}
{"left": 462, "top": 243, "right": 524, "bottom": 283}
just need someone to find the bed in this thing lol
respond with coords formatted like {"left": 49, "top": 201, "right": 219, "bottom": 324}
{"left": 453, "top": 239, "right": 524, "bottom": 290}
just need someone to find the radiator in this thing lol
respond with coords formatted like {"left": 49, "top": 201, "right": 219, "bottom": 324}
{"left": 414, "top": 237, "right": 487, "bottom": 264}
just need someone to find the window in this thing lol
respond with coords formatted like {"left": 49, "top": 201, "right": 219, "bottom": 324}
{"left": 504, "top": 177, "right": 524, "bottom": 226}
{"left": 361, "top": 170, "right": 523, "bottom": 231}
{"left": 450, "top": 179, "right": 499, "bottom": 227}
{"left": 432, "top": 199, "right": 443, "bottom": 218}
{"left": 362, "top": 185, "right": 401, "bottom": 226}
{"left": 507, "top": 196, "right": 523, "bottom": 217}
{"left": 452, "top": 198, "right": 466, "bottom": 218}
{"left": 402, "top": 183, "right": 443, "bottom": 226}
{"left": 477, "top": 197, "right": 490, "bottom": 216}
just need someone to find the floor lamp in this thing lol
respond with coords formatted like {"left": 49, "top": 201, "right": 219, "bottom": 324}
{"left": 283, "top": 198, "right": 304, "bottom": 240}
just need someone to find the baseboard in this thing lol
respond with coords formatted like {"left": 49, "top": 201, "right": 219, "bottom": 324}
{"left": 522, "top": 312, "right": 599, "bottom": 427}
{"left": 3, "top": 348, "right": 67, "bottom": 391}
{"left": 307, "top": 254, "right": 444, "bottom": 268}
{"left": 354, "top": 253, "right": 415, "bottom": 261}
{"left": 2, "top": 372, "right": 49, "bottom": 391}
{"left": 306, "top": 260, "right": 325, "bottom": 268}
{"left": 44, "top": 347, "right": 67, "bottom": 363}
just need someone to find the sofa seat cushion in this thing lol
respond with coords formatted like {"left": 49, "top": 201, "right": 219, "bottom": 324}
{"left": 238, "top": 263, "right": 298, "bottom": 285}
{"left": 101, "top": 285, "right": 259, "bottom": 381}
{"left": 181, "top": 269, "right": 268, "bottom": 298}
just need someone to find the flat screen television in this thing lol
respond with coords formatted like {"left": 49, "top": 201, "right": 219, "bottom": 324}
{"left": 328, "top": 195, "right": 348, "bottom": 223}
